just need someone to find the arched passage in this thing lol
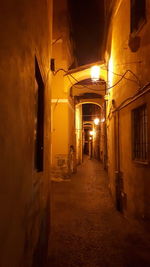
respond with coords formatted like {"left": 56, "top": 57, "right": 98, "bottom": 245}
{"left": 76, "top": 101, "right": 102, "bottom": 108}
{"left": 68, "top": 67, "right": 107, "bottom": 168}
{"left": 51, "top": 62, "right": 107, "bottom": 177}
{"left": 75, "top": 101, "right": 106, "bottom": 165}
{"left": 64, "top": 62, "right": 107, "bottom": 93}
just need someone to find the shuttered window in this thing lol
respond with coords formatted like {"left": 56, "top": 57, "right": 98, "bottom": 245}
{"left": 130, "top": 0, "right": 146, "bottom": 33}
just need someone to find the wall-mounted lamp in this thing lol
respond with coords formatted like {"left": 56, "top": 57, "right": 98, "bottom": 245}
{"left": 94, "top": 118, "right": 100, "bottom": 125}
{"left": 101, "top": 118, "right": 105, "bottom": 123}
{"left": 89, "top": 130, "right": 94, "bottom": 136}
{"left": 91, "top": 65, "right": 100, "bottom": 82}
{"left": 104, "top": 94, "right": 109, "bottom": 101}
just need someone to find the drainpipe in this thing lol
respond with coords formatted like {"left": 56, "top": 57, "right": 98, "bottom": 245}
{"left": 114, "top": 109, "right": 119, "bottom": 210}
{"left": 104, "top": 100, "right": 108, "bottom": 170}
{"left": 104, "top": 83, "right": 108, "bottom": 170}
{"left": 114, "top": 108, "right": 124, "bottom": 212}
{"left": 114, "top": 109, "right": 120, "bottom": 172}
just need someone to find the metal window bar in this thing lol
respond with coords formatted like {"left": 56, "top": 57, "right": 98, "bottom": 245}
{"left": 133, "top": 105, "right": 148, "bottom": 161}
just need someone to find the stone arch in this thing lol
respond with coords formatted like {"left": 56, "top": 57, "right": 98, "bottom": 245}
{"left": 64, "top": 63, "right": 107, "bottom": 93}
{"left": 76, "top": 100, "right": 103, "bottom": 109}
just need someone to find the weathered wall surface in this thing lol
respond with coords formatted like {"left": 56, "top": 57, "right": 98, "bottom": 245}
{"left": 51, "top": 99, "right": 69, "bottom": 176}
{"left": 0, "top": 1, "right": 52, "bottom": 266}
{"left": 51, "top": 42, "right": 74, "bottom": 176}
{"left": 51, "top": 0, "right": 76, "bottom": 177}
{"left": 68, "top": 97, "right": 76, "bottom": 173}
{"left": 75, "top": 105, "right": 83, "bottom": 165}
{"left": 105, "top": 0, "right": 150, "bottom": 219}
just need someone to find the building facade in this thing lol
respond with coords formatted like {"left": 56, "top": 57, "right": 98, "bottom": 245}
{"left": 51, "top": 0, "right": 77, "bottom": 178}
{"left": 105, "top": 0, "right": 150, "bottom": 219}
{"left": 0, "top": 1, "right": 52, "bottom": 266}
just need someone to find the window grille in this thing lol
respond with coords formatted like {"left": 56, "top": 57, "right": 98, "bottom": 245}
{"left": 132, "top": 104, "right": 148, "bottom": 161}
{"left": 130, "top": 0, "right": 146, "bottom": 33}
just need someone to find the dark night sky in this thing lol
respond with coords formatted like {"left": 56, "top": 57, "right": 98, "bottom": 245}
{"left": 69, "top": 0, "right": 105, "bottom": 66}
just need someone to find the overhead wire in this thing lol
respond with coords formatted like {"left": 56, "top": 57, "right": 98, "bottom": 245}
{"left": 53, "top": 68, "right": 106, "bottom": 91}
{"left": 53, "top": 67, "right": 141, "bottom": 92}
{"left": 107, "top": 85, "right": 150, "bottom": 121}
{"left": 106, "top": 69, "right": 141, "bottom": 90}
{"left": 52, "top": 63, "right": 150, "bottom": 126}
{"left": 101, "top": 67, "right": 141, "bottom": 86}
{"left": 52, "top": 36, "right": 62, "bottom": 46}
{"left": 53, "top": 98, "right": 59, "bottom": 111}
{"left": 68, "top": 72, "right": 106, "bottom": 91}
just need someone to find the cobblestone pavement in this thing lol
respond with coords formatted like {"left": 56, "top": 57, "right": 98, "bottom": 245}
{"left": 48, "top": 157, "right": 150, "bottom": 267}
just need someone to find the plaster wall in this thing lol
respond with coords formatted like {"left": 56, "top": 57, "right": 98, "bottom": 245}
{"left": 93, "top": 124, "right": 100, "bottom": 160}
{"left": 51, "top": 0, "right": 75, "bottom": 177}
{"left": 68, "top": 98, "right": 76, "bottom": 173}
{"left": 106, "top": 0, "right": 150, "bottom": 218}
{"left": 51, "top": 101, "right": 69, "bottom": 176}
{"left": 0, "top": 1, "right": 52, "bottom": 266}
{"left": 75, "top": 105, "right": 83, "bottom": 165}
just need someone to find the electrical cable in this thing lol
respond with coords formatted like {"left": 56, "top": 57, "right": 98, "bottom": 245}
{"left": 107, "top": 85, "right": 150, "bottom": 121}
{"left": 69, "top": 72, "right": 107, "bottom": 91}
{"left": 53, "top": 67, "right": 141, "bottom": 92}
{"left": 53, "top": 68, "right": 106, "bottom": 91}
{"left": 52, "top": 63, "right": 150, "bottom": 126}
{"left": 108, "top": 60, "right": 142, "bottom": 66}
{"left": 53, "top": 98, "right": 59, "bottom": 111}
{"left": 53, "top": 69, "right": 106, "bottom": 91}
{"left": 53, "top": 68, "right": 68, "bottom": 76}
{"left": 52, "top": 36, "right": 62, "bottom": 45}
{"left": 101, "top": 66, "right": 141, "bottom": 85}
{"left": 70, "top": 69, "right": 140, "bottom": 91}
{"left": 106, "top": 69, "right": 141, "bottom": 90}
{"left": 70, "top": 81, "right": 106, "bottom": 92}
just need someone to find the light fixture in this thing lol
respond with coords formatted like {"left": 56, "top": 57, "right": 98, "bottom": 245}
{"left": 91, "top": 65, "right": 100, "bottom": 82}
{"left": 89, "top": 130, "right": 96, "bottom": 136}
{"left": 89, "top": 130, "right": 94, "bottom": 136}
{"left": 94, "top": 118, "right": 100, "bottom": 125}
{"left": 104, "top": 94, "right": 109, "bottom": 101}
{"left": 101, "top": 118, "right": 105, "bottom": 123}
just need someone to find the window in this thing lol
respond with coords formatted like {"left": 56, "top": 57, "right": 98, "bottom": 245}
{"left": 132, "top": 104, "right": 148, "bottom": 162}
{"left": 130, "top": 0, "right": 146, "bottom": 33}
{"left": 34, "top": 57, "right": 45, "bottom": 172}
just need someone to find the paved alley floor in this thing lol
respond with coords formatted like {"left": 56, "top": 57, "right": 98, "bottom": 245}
{"left": 48, "top": 157, "right": 150, "bottom": 267}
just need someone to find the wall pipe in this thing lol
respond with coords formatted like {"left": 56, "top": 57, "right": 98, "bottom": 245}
{"left": 115, "top": 87, "right": 150, "bottom": 112}
{"left": 113, "top": 87, "right": 150, "bottom": 211}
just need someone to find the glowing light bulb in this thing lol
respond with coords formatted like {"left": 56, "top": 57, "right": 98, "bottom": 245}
{"left": 94, "top": 118, "right": 100, "bottom": 125}
{"left": 91, "top": 66, "right": 100, "bottom": 82}
{"left": 89, "top": 130, "right": 94, "bottom": 136}
{"left": 101, "top": 118, "right": 105, "bottom": 123}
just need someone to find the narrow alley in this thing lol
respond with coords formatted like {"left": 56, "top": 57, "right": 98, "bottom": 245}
{"left": 1, "top": 1, "right": 150, "bottom": 266}
{"left": 48, "top": 157, "right": 150, "bottom": 267}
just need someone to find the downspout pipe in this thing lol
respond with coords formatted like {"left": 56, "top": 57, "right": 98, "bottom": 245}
{"left": 114, "top": 108, "right": 123, "bottom": 211}
{"left": 112, "top": 87, "right": 150, "bottom": 212}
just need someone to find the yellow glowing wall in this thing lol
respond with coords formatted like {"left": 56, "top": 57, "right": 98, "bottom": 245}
{"left": 75, "top": 105, "right": 83, "bottom": 164}
{"left": 51, "top": 0, "right": 75, "bottom": 177}
{"left": 0, "top": 0, "right": 52, "bottom": 265}
{"left": 105, "top": 0, "right": 150, "bottom": 218}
